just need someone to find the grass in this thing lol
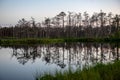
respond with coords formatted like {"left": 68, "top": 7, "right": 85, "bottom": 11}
{"left": 0, "top": 38, "right": 64, "bottom": 45}
{"left": 36, "top": 60, "right": 120, "bottom": 80}
{"left": 0, "top": 38, "right": 120, "bottom": 45}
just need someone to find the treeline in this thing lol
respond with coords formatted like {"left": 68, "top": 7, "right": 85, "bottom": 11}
{"left": 0, "top": 10, "right": 120, "bottom": 39}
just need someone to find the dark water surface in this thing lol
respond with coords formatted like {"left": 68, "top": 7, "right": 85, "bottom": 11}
{"left": 0, "top": 43, "right": 120, "bottom": 80}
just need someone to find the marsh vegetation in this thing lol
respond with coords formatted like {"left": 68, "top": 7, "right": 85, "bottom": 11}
{"left": 0, "top": 10, "right": 120, "bottom": 80}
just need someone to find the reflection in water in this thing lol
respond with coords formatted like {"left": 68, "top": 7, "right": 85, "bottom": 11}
{"left": 9, "top": 43, "right": 120, "bottom": 68}
{"left": 0, "top": 43, "right": 119, "bottom": 80}
{"left": 12, "top": 45, "right": 41, "bottom": 65}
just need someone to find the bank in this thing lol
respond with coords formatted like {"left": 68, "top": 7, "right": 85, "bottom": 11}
{"left": 0, "top": 38, "right": 120, "bottom": 45}
{"left": 37, "top": 60, "right": 120, "bottom": 80}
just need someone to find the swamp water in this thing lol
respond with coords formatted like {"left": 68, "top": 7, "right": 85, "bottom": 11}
{"left": 0, "top": 43, "right": 120, "bottom": 80}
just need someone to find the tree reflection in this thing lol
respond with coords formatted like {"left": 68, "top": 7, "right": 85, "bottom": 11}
{"left": 9, "top": 43, "right": 120, "bottom": 68}
{"left": 12, "top": 45, "right": 41, "bottom": 65}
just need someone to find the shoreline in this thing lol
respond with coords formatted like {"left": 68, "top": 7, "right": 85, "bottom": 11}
{"left": 37, "top": 60, "right": 120, "bottom": 80}
{"left": 0, "top": 38, "right": 120, "bottom": 45}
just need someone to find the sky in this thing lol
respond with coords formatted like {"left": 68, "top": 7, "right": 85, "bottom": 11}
{"left": 0, "top": 0, "right": 120, "bottom": 26}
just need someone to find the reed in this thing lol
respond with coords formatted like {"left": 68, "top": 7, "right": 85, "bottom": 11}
{"left": 36, "top": 60, "right": 120, "bottom": 80}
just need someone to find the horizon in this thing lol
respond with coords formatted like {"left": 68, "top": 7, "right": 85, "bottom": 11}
{"left": 0, "top": 0, "right": 120, "bottom": 26}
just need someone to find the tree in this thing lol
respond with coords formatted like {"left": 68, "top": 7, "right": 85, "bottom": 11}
{"left": 67, "top": 11, "right": 72, "bottom": 26}
{"left": 90, "top": 13, "right": 98, "bottom": 27}
{"left": 45, "top": 18, "right": 51, "bottom": 27}
{"left": 113, "top": 14, "right": 120, "bottom": 31}
{"left": 83, "top": 11, "right": 89, "bottom": 27}
{"left": 31, "top": 17, "right": 36, "bottom": 27}
{"left": 107, "top": 12, "right": 113, "bottom": 34}
{"left": 98, "top": 10, "right": 106, "bottom": 37}
{"left": 98, "top": 10, "right": 106, "bottom": 27}
{"left": 77, "top": 13, "right": 82, "bottom": 27}
{"left": 58, "top": 12, "right": 66, "bottom": 28}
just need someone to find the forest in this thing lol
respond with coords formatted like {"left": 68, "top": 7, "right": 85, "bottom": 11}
{"left": 0, "top": 10, "right": 120, "bottom": 40}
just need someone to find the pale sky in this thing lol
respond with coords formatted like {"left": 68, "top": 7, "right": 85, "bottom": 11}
{"left": 0, "top": 0, "right": 120, "bottom": 26}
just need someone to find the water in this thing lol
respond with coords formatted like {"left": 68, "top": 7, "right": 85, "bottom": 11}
{"left": 0, "top": 43, "right": 120, "bottom": 80}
